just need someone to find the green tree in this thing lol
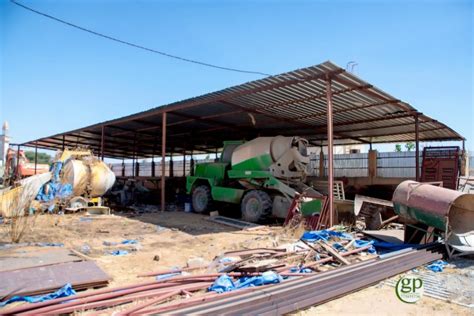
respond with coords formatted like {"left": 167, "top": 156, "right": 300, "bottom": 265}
{"left": 405, "top": 142, "right": 415, "bottom": 151}
{"left": 395, "top": 144, "right": 402, "bottom": 152}
{"left": 24, "top": 151, "right": 52, "bottom": 164}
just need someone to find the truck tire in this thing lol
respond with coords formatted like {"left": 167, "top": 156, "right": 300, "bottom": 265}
{"left": 192, "top": 185, "right": 213, "bottom": 213}
{"left": 241, "top": 190, "right": 272, "bottom": 223}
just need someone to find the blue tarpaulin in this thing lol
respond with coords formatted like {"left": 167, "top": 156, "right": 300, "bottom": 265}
{"left": 0, "top": 283, "right": 76, "bottom": 307}
{"left": 426, "top": 260, "right": 448, "bottom": 272}
{"left": 109, "top": 250, "right": 129, "bottom": 256}
{"left": 301, "top": 230, "right": 353, "bottom": 242}
{"left": 208, "top": 271, "right": 283, "bottom": 293}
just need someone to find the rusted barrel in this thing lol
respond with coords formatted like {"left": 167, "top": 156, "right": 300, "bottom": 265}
{"left": 392, "top": 180, "right": 474, "bottom": 235}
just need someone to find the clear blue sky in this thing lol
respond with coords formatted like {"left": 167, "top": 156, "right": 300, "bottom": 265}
{"left": 1, "top": 0, "right": 473, "bottom": 151}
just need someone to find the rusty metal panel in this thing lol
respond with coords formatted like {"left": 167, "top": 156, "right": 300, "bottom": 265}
{"left": 0, "top": 261, "right": 110, "bottom": 299}
{"left": 421, "top": 146, "right": 460, "bottom": 190}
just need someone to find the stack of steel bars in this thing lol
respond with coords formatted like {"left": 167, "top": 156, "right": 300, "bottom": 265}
{"left": 156, "top": 245, "right": 444, "bottom": 314}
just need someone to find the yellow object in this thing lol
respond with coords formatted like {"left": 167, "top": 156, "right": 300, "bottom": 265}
{"left": 0, "top": 186, "right": 23, "bottom": 217}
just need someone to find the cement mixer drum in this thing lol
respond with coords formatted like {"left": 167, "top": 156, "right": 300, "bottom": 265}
{"left": 62, "top": 159, "right": 116, "bottom": 197}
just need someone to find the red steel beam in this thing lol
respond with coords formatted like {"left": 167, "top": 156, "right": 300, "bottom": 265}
{"left": 326, "top": 76, "right": 334, "bottom": 227}
{"left": 161, "top": 112, "right": 167, "bottom": 212}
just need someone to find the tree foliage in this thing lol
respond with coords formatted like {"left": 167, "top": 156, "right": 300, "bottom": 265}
{"left": 24, "top": 151, "right": 52, "bottom": 164}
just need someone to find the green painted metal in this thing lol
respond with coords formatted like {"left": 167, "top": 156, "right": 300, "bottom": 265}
{"left": 301, "top": 199, "right": 323, "bottom": 216}
{"left": 228, "top": 169, "right": 272, "bottom": 179}
{"left": 186, "top": 162, "right": 228, "bottom": 193}
{"left": 211, "top": 186, "right": 244, "bottom": 204}
{"left": 393, "top": 203, "right": 445, "bottom": 231}
{"left": 231, "top": 153, "right": 273, "bottom": 171}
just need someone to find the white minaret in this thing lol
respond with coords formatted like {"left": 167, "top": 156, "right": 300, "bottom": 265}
{"left": 0, "top": 121, "right": 10, "bottom": 165}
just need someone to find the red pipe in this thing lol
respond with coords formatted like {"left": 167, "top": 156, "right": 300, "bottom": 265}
{"left": 24, "top": 282, "right": 211, "bottom": 315}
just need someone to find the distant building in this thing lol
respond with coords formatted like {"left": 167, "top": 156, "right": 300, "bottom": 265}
{"left": 0, "top": 121, "right": 10, "bottom": 166}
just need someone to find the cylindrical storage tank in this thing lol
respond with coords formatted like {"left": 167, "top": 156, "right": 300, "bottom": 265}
{"left": 392, "top": 180, "right": 474, "bottom": 234}
{"left": 231, "top": 136, "right": 296, "bottom": 171}
{"left": 62, "top": 159, "right": 116, "bottom": 197}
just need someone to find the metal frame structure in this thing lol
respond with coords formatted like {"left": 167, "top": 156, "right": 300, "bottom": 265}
{"left": 21, "top": 61, "right": 464, "bottom": 219}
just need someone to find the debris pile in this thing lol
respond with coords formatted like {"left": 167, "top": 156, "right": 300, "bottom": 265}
{"left": 1, "top": 226, "right": 435, "bottom": 315}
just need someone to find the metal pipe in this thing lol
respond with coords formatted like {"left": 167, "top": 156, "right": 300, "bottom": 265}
{"left": 415, "top": 114, "right": 420, "bottom": 181}
{"left": 116, "top": 290, "right": 181, "bottom": 315}
{"left": 34, "top": 142, "right": 38, "bottom": 175}
{"left": 4, "top": 280, "right": 184, "bottom": 314}
{"left": 100, "top": 125, "right": 105, "bottom": 161}
{"left": 161, "top": 112, "right": 167, "bottom": 212}
{"left": 33, "top": 282, "right": 211, "bottom": 315}
{"left": 326, "top": 76, "right": 334, "bottom": 227}
{"left": 183, "top": 152, "right": 186, "bottom": 176}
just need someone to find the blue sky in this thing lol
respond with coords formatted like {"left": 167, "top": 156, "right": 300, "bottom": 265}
{"left": 1, "top": 0, "right": 473, "bottom": 152}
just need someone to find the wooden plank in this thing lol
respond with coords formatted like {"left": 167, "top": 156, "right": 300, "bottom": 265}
{"left": 317, "top": 241, "right": 350, "bottom": 265}
{"left": 0, "top": 261, "right": 110, "bottom": 299}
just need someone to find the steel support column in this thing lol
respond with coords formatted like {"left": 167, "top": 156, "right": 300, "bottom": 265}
{"left": 34, "top": 142, "right": 38, "bottom": 175}
{"left": 415, "top": 114, "right": 420, "bottom": 181}
{"left": 62, "top": 135, "right": 65, "bottom": 151}
{"left": 100, "top": 126, "right": 105, "bottom": 161}
{"left": 326, "top": 76, "right": 335, "bottom": 227}
{"left": 15, "top": 144, "right": 21, "bottom": 181}
{"left": 161, "top": 112, "right": 167, "bottom": 212}
{"left": 183, "top": 152, "right": 186, "bottom": 177}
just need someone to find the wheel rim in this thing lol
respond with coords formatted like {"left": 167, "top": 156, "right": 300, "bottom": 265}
{"left": 245, "top": 197, "right": 261, "bottom": 218}
{"left": 194, "top": 191, "right": 208, "bottom": 210}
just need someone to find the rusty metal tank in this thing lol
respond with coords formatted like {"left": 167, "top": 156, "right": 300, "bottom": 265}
{"left": 61, "top": 158, "right": 116, "bottom": 197}
{"left": 392, "top": 180, "right": 474, "bottom": 248}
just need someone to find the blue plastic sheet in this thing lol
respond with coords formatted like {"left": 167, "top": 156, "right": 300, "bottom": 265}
{"left": 289, "top": 267, "right": 314, "bottom": 273}
{"left": 109, "top": 250, "right": 129, "bottom": 256}
{"left": 208, "top": 271, "right": 283, "bottom": 293}
{"left": 353, "top": 239, "right": 377, "bottom": 254}
{"left": 121, "top": 239, "right": 138, "bottom": 245}
{"left": 301, "top": 230, "right": 353, "bottom": 242}
{"left": 0, "top": 283, "right": 76, "bottom": 307}
{"left": 35, "top": 242, "right": 64, "bottom": 247}
{"left": 426, "top": 260, "right": 448, "bottom": 272}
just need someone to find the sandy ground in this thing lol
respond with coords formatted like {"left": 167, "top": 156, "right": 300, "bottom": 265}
{"left": 0, "top": 211, "right": 471, "bottom": 315}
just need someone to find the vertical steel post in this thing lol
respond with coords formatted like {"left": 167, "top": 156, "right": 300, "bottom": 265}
{"left": 15, "top": 144, "right": 21, "bottom": 180}
{"left": 62, "top": 135, "right": 65, "bottom": 151}
{"left": 183, "top": 152, "right": 186, "bottom": 177}
{"left": 326, "top": 76, "right": 335, "bottom": 227}
{"left": 170, "top": 150, "right": 174, "bottom": 178}
{"left": 100, "top": 125, "right": 105, "bottom": 161}
{"left": 152, "top": 134, "right": 156, "bottom": 177}
{"left": 161, "top": 112, "right": 167, "bottom": 212}
{"left": 415, "top": 114, "right": 420, "bottom": 181}
{"left": 34, "top": 142, "right": 38, "bottom": 175}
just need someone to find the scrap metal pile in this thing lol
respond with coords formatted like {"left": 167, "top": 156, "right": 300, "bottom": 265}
{"left": 1, "top": 228, "right": 444, "bottom": 315}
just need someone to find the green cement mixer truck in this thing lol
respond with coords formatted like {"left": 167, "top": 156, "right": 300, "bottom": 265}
{"left": 186, "top": 136, "right": 323, "bottom": 222}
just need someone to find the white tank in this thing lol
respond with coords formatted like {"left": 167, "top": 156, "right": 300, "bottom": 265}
{"left": 61, "top": 159, "right": 116, "bottom": 197}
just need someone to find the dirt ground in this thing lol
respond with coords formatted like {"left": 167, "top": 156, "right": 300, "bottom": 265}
{"left": 0, "top": 210, "right": 471, "bottom": 315}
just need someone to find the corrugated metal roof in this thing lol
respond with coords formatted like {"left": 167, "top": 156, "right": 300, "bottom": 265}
{"left": 22, "top": 61, "right": 464, "bottom": 159}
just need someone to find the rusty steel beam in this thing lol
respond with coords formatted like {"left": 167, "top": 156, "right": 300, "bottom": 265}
{"left": 326, "top": 76, "right": 334, "bottom": 227}
{"left": 415, "top": 114, "right": 420, "bottom": 181}
{"left": 332, "top": 74, "right": 414, "bottom": 113}
{"left": 253, "top": 84, "right": 372, "bottom": 111}
{"left": 34, "top": 142, "right": 38, "bottom": 174}
{"left": 100, "top": 125, "right": 105, "bottom": 161}
{"left": 161, "top": 112, "right": 167, "bottom": 213}
{"left": 294, "top": 99, "right": 401, "bottom": 121}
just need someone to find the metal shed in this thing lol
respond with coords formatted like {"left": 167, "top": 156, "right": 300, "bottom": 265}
{"left": 21, "top": 61, "right": 464, "bottom": 224}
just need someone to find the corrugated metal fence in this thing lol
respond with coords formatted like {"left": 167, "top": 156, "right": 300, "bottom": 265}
{"left": 111, "top": 152, "right": 428, "bottom": 179}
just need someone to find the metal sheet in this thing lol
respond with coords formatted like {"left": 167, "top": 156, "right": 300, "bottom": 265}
{"left": 0, "top": 260, "right": 110, "bottom": 299}
{"left": 20, "top": 61, "right": 464, "bottom": 159}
